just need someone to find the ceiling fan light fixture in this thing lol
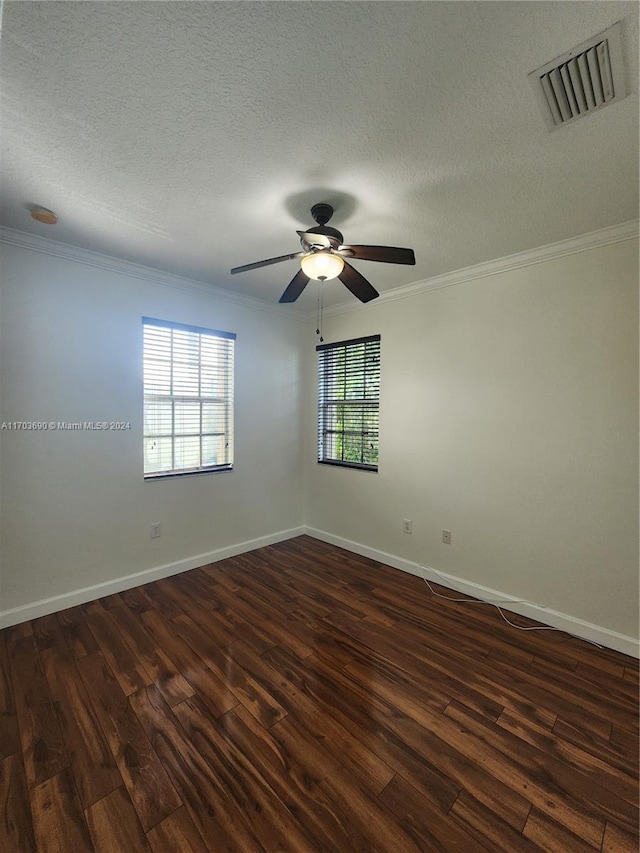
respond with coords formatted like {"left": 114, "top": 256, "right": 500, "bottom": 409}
{"left": 300, "top": 250, "right": 344, "bottom": 281}
{"left": 232, "top": 203, "right": 412, "bottom": 302}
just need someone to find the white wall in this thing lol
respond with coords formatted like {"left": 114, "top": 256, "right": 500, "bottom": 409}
{"left": 305, "top": 239, "right": 639, "bottom": 642}
{"left": 0, "top": 241, "right": 305, "bottom": 615}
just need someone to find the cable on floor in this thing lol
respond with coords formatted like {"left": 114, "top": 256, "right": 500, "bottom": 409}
{"left": 414, "top": 562, "right": 604, "bottom": 648}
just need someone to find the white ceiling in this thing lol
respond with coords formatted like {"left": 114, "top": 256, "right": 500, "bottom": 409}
{"left": 1, "top": 1, "right": 638, "bottom": 310}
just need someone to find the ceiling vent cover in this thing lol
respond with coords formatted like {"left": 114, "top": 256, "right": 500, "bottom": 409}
{"left": 529, "top": 21, "right": 627, "bottom": 131}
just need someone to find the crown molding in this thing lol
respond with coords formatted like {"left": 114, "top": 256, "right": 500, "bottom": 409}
{"left": 2, "top": 220, "right": 636, "bottom": 323}
{"left": 316, "top": 219, "right": 640, "bottom": 319}
{"left": 0, "top": 226, "right": 306, "bottom": 321}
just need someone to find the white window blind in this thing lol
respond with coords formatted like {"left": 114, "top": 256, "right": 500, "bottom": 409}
{"left": 143, "top": 318, "right": 235, "bottom": 478}
{"left": 317, "top": 335, "right": 380, "bottom": 471}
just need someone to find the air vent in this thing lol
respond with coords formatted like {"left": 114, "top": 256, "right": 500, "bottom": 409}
{"left": 529, "top": 21, "right": 627, "bottom": 131}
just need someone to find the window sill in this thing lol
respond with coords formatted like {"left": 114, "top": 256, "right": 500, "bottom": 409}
{"left": 317, "top": 460, "right": 378, "bottom": 472}
{"left": 144, "top": 465, "right": 233, "bottom": 481}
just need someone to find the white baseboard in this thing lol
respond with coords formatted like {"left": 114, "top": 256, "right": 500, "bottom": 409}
{"left": 304, "top": 527, "right": 640, "bottom": 659}
{"left": 3, "top": 525, "right": 637, "bottom": 659}
{"left": 0, "top": 527, "right": 305, "bottom": 629}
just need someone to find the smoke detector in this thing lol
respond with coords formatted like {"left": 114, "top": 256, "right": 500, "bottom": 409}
{"left": 31, "top": 207, "right": 58, "bottom": 225}
{"left": 529, "top": 21, "right": 627, "bottom": 131}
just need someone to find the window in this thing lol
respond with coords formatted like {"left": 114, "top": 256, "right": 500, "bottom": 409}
{"left": 143, "top": 318, "right": 235, "bottom": 478}
{"left": 317, "top": 335, "right": 380, "bottom": 471}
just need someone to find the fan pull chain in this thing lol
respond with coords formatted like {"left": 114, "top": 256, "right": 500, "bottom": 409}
{"left": 316, "top": 285, "right": 324, "bottom": 342}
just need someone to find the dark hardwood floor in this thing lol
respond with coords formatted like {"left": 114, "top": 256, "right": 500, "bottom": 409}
{"left": 1, "top": 535, "right": 638, "bottom": 852}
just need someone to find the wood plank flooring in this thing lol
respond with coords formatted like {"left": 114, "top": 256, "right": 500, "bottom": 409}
{"left": 1, "top": 535, "right": 638, "bottom": 851}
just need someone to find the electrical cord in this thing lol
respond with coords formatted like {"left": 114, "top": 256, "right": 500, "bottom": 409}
{"left": 414, "top": 562, "right": 604, "bottom": 648}
{"left": 418, "top": 566, "right": 560, "bottom": 631}
{"left": 417, "top": 567, "right": 558, "bottom": 629}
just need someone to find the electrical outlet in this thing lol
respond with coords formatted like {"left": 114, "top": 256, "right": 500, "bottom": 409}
{"left": 442, "top": 529, "right": 452, "bottom": 545}
{"left": 150, "top": 522, "right": 161, "bottom": 539}
{"left": 403, "top": 518, "right": 412, "bottom": 534}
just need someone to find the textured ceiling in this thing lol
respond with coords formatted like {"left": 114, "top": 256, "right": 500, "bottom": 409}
{"left": 1, "top": 1, "right": 638, "bottom": 310}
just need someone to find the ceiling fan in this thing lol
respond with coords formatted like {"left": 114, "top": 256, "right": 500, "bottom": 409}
{"left": 230, "top": 203, "right": 416, "bottom": 304}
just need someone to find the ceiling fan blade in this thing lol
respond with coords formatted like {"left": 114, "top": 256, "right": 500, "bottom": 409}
{"left": 230, "top": 252, "right": 302, "bottom": 275}
{"left": 279, "top": 269, "right": 310, "bottom": 303}
{"left": 338, "top": 261, "right": 379, "bottom": 303}
{"left": 340, "top": 245, "right": 416, "bottom": 265}
{"left": 297, "top": 230, "right": 332, "bottom": 249}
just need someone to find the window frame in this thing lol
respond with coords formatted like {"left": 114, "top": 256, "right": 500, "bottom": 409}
{"left": 142, "top": 317, "right": 236, "bottom": 480}
{"left": 316, "top": 334, "right": 380, "bottom": 472}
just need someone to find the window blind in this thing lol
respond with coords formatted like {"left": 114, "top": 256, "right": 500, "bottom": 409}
{"left": 317, "top": 335, "right": 380, "bottom": 471}
{"left": 143, "top": 318, "right": 235, "bottom": 478}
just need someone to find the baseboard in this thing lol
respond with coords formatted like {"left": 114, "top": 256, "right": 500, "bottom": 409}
{"left": 0, "top": 526, "right": 306, "bottom": 629}
{"left": 304, "top": 527, "right": 640, "bottom": 659}
{"left": 4, "top": 525, "right": 637, "bottom": 658}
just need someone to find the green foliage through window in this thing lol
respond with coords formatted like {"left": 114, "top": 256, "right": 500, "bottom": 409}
{"left": 317, "top": 335, "right": 380, "bottom": 471}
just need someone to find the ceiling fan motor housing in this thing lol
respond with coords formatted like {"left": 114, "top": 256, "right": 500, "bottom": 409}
{"left": 303, "top": 225, "right": 344, "bottom": 247}
{"left": 305, "top": 203, "right": 344, "bottom": 246}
